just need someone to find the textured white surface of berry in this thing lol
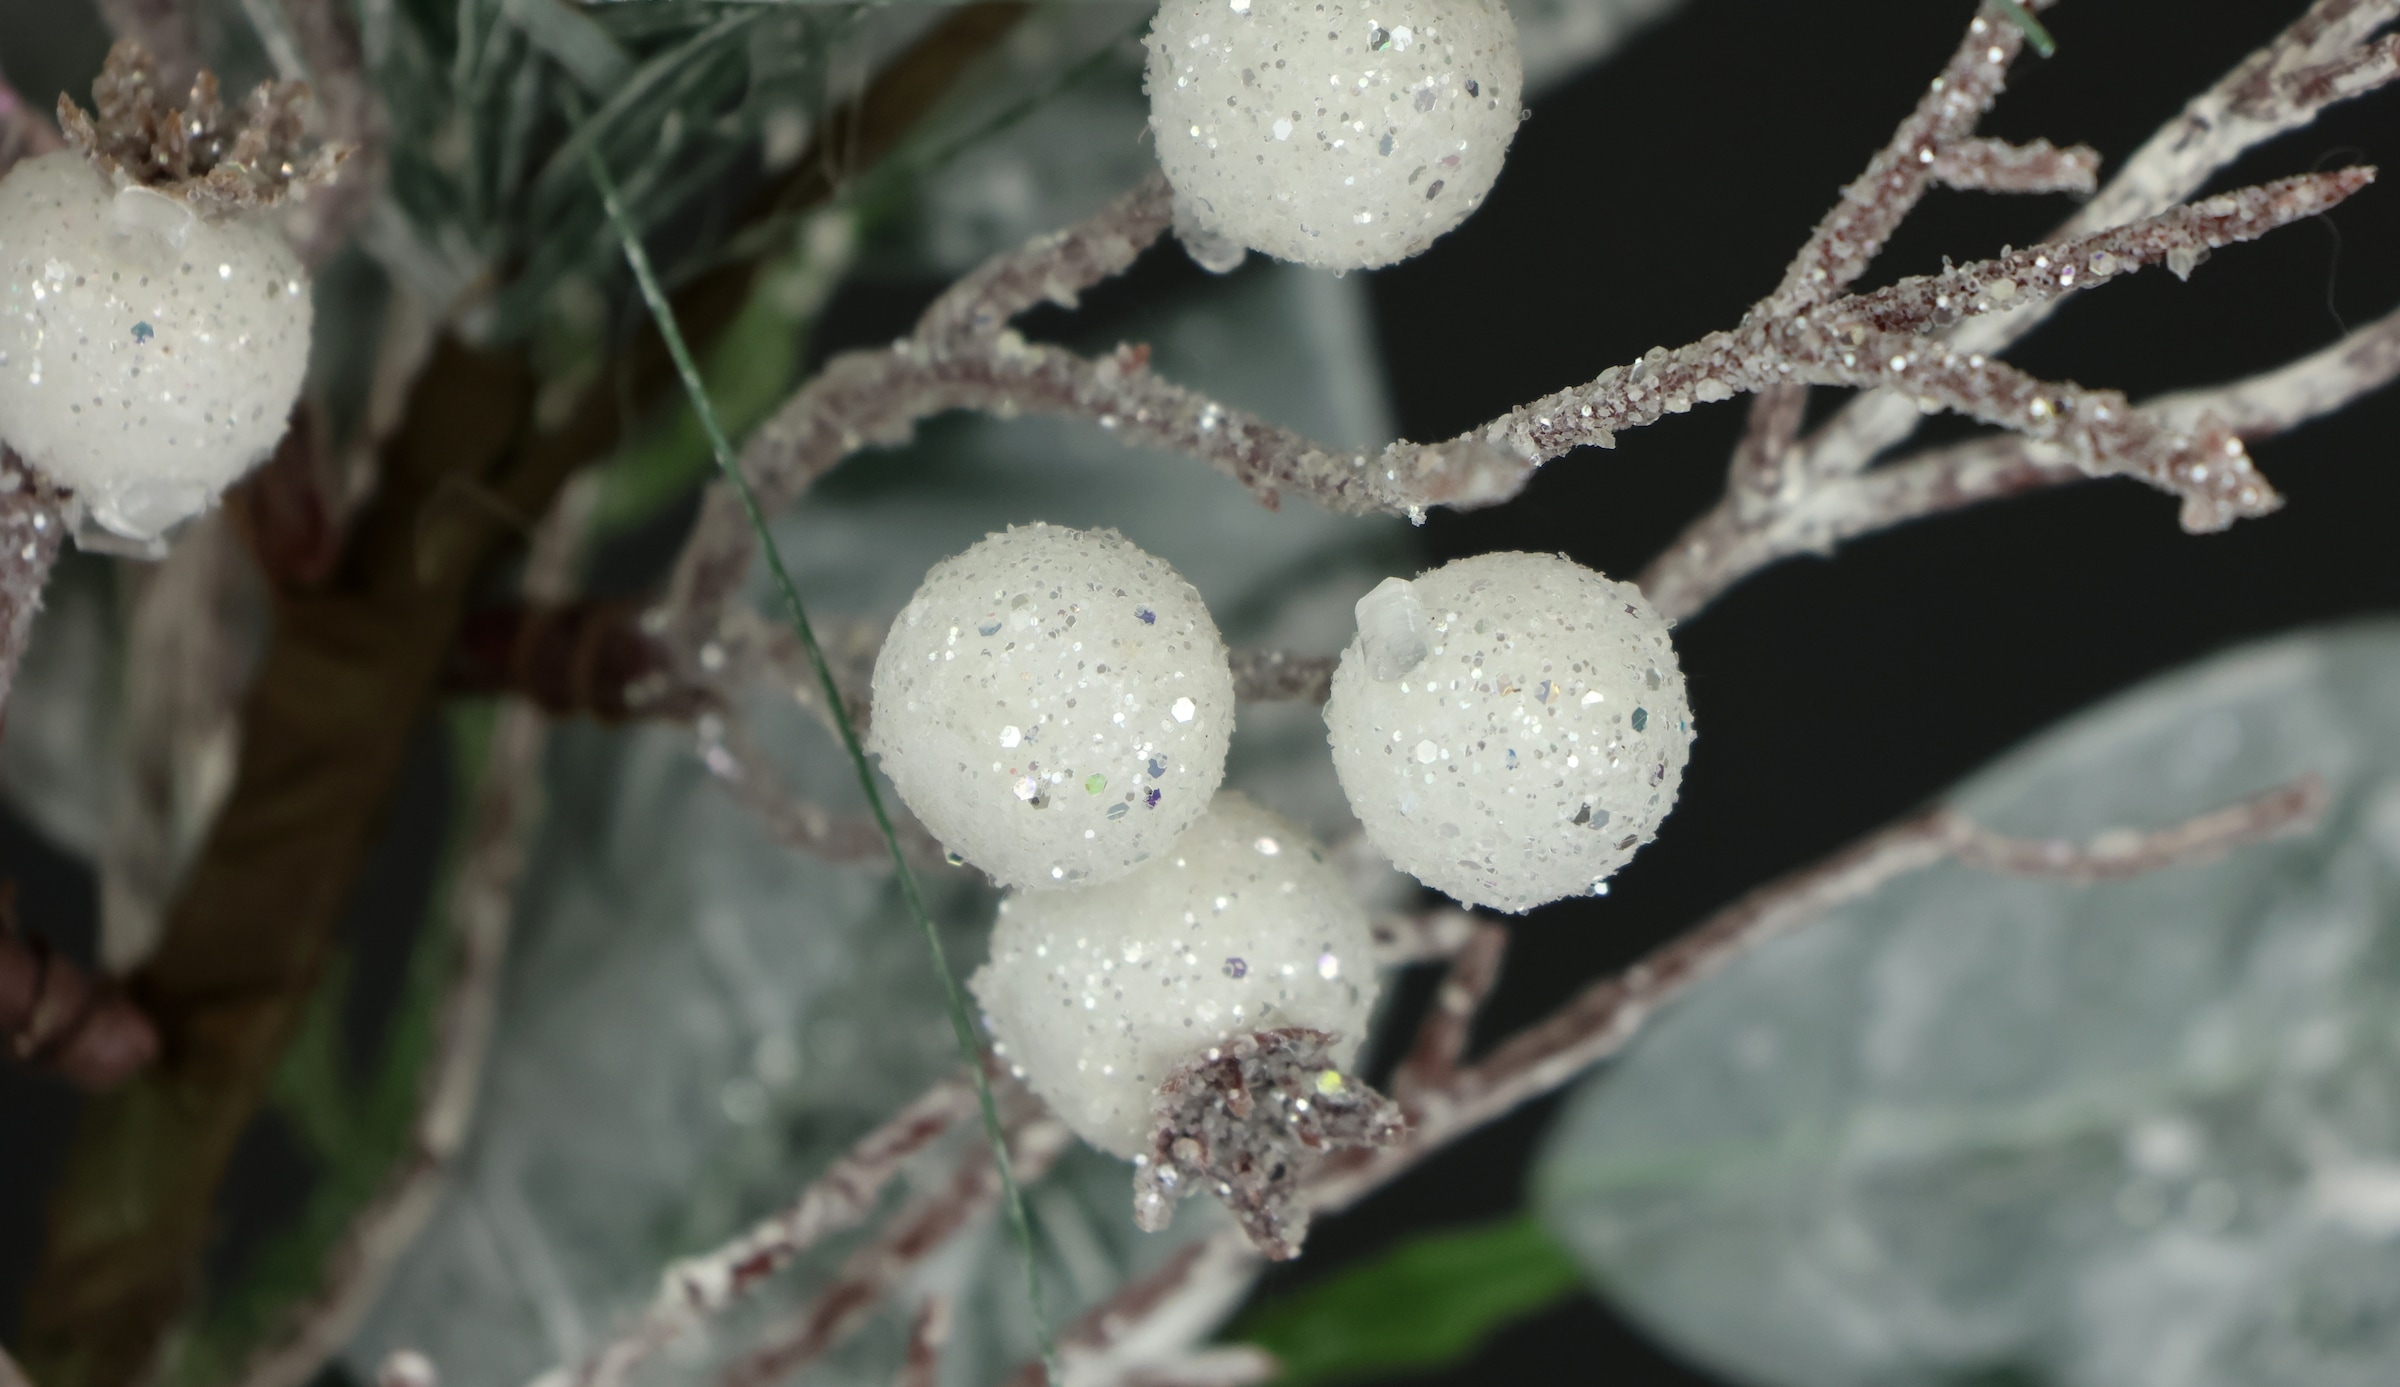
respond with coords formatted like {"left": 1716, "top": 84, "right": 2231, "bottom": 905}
{"left": 1145, "top": 0, "right": 1523, "bottom": 271}
{"left": 970, "top": 791, "right": 1380, "bottom": 1156}
{"left": 871, "top": 523, "right": 1235, "bottom": 889}
{"left": 0, "top": 152, "right": 311, "bottom": 541}
{"left": 1326, "top": 551, "right": 1694, "bottom": 912}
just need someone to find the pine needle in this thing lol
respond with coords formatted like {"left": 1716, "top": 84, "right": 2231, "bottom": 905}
{"left": 583, "top": 130, "right": 1059, "bottom": 1384}
{"left": 1994, "top": 0, "right": 2057, "bottom": 58}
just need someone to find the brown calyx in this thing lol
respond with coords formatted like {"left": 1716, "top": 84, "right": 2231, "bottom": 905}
{"left": 1132, "top": 1026, "right": 1405, "bottom": 1260}
{"left": 54, "top": 39, "right": 350, "bottom": 215}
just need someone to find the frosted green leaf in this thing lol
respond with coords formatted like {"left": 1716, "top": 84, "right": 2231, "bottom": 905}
{"left": 1536, "top": 620, "right": 2400, "bottom": 1387}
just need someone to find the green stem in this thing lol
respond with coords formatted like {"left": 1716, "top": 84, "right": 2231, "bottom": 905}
{"left": 584, "top": 133, "right": 1058, "bottom": 1382}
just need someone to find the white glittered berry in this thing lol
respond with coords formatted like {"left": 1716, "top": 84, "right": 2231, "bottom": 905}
{"left": 870, "top": 523, "right": 1236, "bottom": 890}
{"left": 0, "top": 151, "right": 310, "bottom": 541}
{"left": 1144, "top": 0, "right": 1523, "bottom": 271}
{"left": 970, "top": 791, "right": 1380, "bottom": 1156}
{"left": 1324, "top": 552, "right": 1694, "bottom": 913}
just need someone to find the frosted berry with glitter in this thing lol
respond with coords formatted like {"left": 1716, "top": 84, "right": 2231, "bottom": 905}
{"left": 1325, "top": 551, "right": 1694, "bottom": 912}
{"left": 870, "top": 523, "right": 1235, "bottom": 890}
{"left": 1145, "top": 0, "right": 1523, "bottom": 271}
{"left": 0, "top": 45, "right": 340, "bottom": 542}
{"left": 969, "top": 792, "right": 1380, "bottom": 1156}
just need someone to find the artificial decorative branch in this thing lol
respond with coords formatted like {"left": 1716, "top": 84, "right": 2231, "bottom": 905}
{"left": 557, "top": 1079, "right": 980, "bottom": 1387}
{"left": 1639, "top": 300, "right": 2400, "bottom": 616}
{"left": 719, "top": 1112, "right": 1075, "bottom": 1387}
{"left": 653, "top": 0, "right": 2388, "bottom": 726}
{"left": 893, "top": 1297, "right": 954, "bottom": 1387}
{"left": 980, "top": 773, "right": 2330, "bottom": 1387}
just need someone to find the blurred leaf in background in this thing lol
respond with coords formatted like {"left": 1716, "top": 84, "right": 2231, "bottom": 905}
{"left": 1538, "top": 621, "right": 2400, "bottom": 1387}
{"left": 1235, "top": 1217, "right": 1583, "bottom": 1387}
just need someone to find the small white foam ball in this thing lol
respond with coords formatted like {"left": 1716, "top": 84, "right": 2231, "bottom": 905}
{"left": 1325, "top": 552, "right": 1694, "bottom": 913}
{"left": 970, "top": 791, "right": 1380, "bottom": 1156}
{"left": 871, "top": 523, "right": 1236, "bottom": 890}
{"left": 0, "top": 152, "right": 311, "bottom": 541}
{"left": 1144, "top": 0, "right": 1523, "bottom": 271}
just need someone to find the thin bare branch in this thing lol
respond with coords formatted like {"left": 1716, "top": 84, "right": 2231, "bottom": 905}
{"left": 1227, "top": 648, "right": 1336, "bottom": 704}
{"left": 1928, "top": 136, "right": 2100, "bottom": 194}
{"left": 1123, "top": 1347, "right": 1279, "bottom": 1387}
{"left": 559, "top": 1079, "right": 980, "bottom": 1387}
{"left": 1764, "top": 1, "right": 2048, "bottom": 316}
{"left": 1842, "top": 169, "right": 2374, "bottom": 340}
{"left": 1946, "top": 774, "right": 2329, "bottom": 879}
{"left": 893, "top": 1297, "right": 953, "bottom": 1387}
{"left": 1317, "top": 775, "right": 2331, "bottom": 1210}
{"left": 694, "top": 707, "right": 948, "bottom": 866}
{"left": 718, "top": 1111, "right": 1075, "bottom": 1387}
{"left": 1367, "top": 905, "right": 1481, "bottom": 967}
{"left": 1788, "top": 1, "right": 2400, "bottom": 486}
{"left": 1391, "top": 921, "right": 1508, "bottom": 1105}
{"left": 1725, "top": 383, "right": 1809, "bottom": 522}
{"left": 994, "top": 777, "right": 2332, "bottom": 1387}
{"left": 1640, "top": 299, "right": 2400, "bottom": 617}
{"left": 997, "top": 1233, "right": 1267, "bottom": 1387}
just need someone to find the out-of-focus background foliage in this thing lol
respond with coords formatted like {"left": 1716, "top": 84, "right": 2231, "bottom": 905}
{"left": 3, "top": 0, "right": 2398, "bottom": 1385}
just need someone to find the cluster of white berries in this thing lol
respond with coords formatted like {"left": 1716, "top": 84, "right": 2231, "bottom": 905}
{"left": 873, "top": 528, "right": 1692, "bottom": 1167}
{"left": 0, "top": 151, "right": 310, "bottom": 542}
{"left": 1145, "top": 0, "right": 1524, "bottom": 271}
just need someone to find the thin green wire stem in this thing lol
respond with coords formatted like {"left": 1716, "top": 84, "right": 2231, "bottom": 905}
{"left": 583, "top": 136, "right": 1058, "bottom": 1384}
{"left": 1993, "top": 0, "right": 2057, "bottom": 58}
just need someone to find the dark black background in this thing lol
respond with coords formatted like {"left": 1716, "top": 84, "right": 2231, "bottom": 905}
{"left": 4, "top": 1, "right": 2398, "bottom": 1383}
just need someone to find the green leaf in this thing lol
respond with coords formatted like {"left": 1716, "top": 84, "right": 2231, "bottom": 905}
{"left": 1536, "top": 620, "right": 2400, "bottom": 1387}
{"left": 1235, "top": 1217, "right": 1583, "bottom": 1386}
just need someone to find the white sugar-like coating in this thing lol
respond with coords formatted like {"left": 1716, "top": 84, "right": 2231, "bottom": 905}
{"left": 1145, "top": 0, "right": 1523, "bottom": 271}
{"left": 970, "top": 792, "right": 1380, "bottom": 1156}
{"left": 0, "top": 152, "right": 311, "bottom": 541}
{"left": 871, "top": 523, "right": 1236, "bottom": 890}
{"left": 1325, "top": 552, "right": 1695, "bottom": 913}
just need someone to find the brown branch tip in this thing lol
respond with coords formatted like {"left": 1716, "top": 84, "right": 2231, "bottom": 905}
{"left": 56, "top": 39, "right": 350, "bottom": 214}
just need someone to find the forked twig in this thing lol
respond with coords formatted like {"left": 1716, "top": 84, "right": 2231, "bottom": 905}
{"left": 987, "top": 773, "right": 2329, "bottom": 1386}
